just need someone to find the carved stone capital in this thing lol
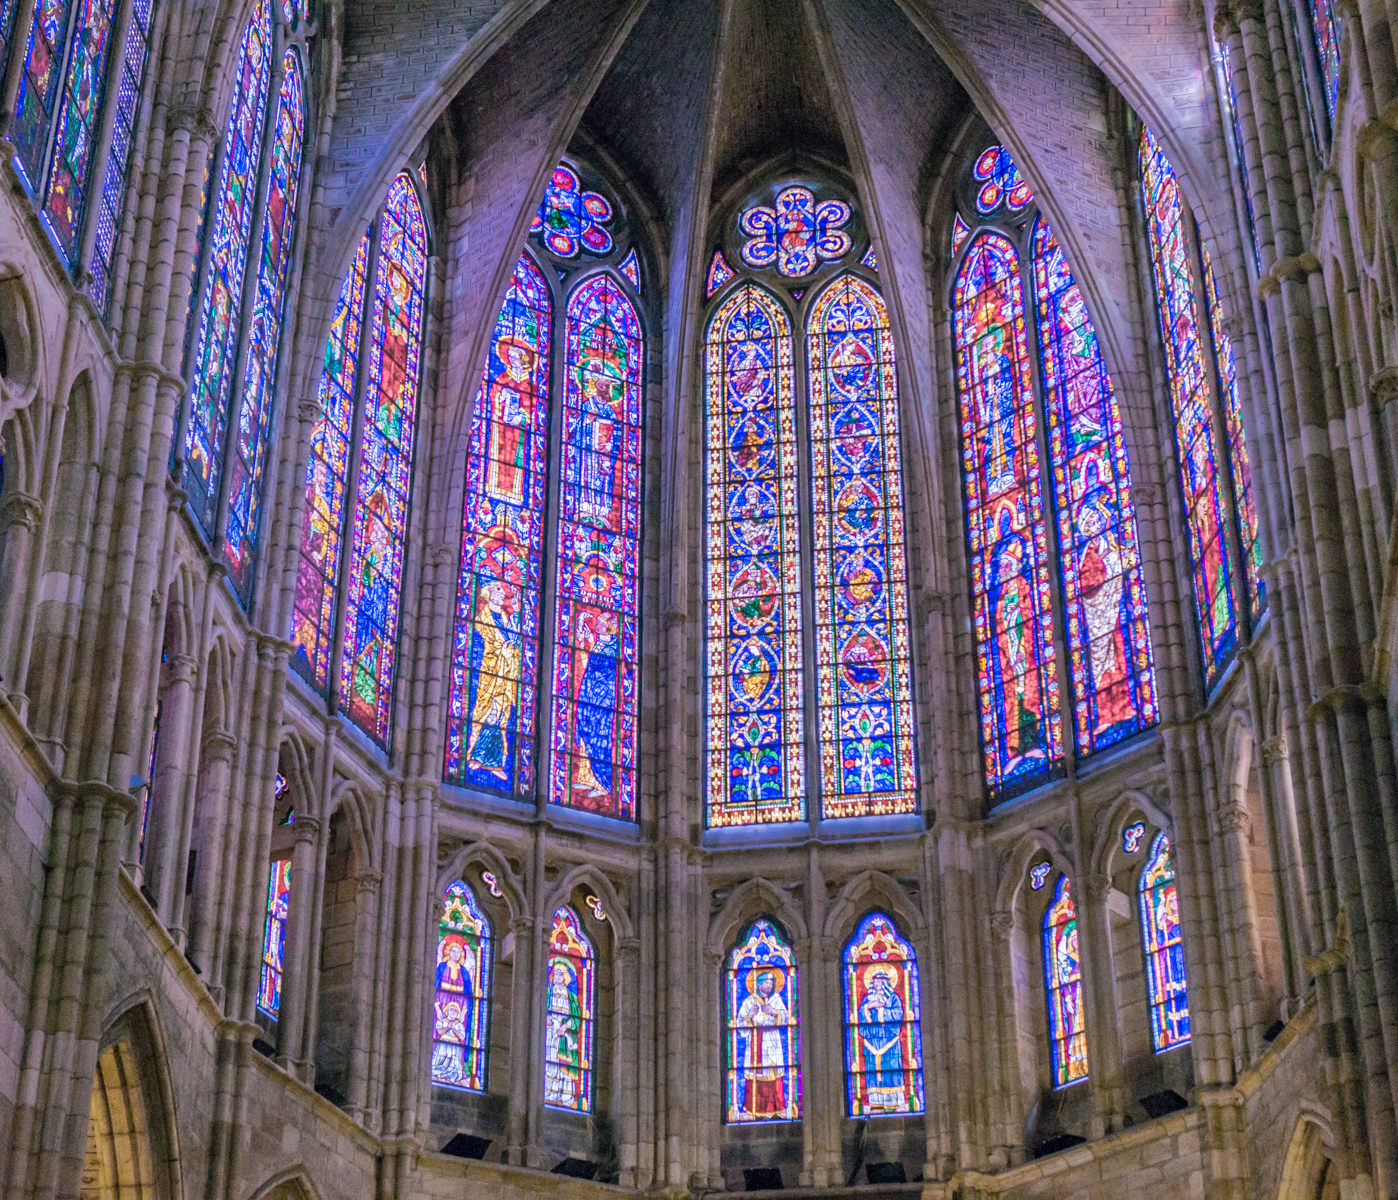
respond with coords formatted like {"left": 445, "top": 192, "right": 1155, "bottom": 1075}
{"left": 1081, "top": 872, "right": 1112, "bottom": 903}
{"left": 1368, "top": 365, "right": 1398, "bottom": 404}
{"left": 427, "top": 542, "right": 455, "bottom": 567}
{"left": 202, "top": 729, "right": 238, "bottom": 763}
{"left": 0, "top": 490, "right": 42, "bottom": 530}
{"left": 663, "top": 605, "right": 687, "bottom": 630}
{"left": 1212, "top": 0, "right": 1236, "bottom": 39}
{"left": 1260, "top": 735, "right": 1289, "bottom": 765}
{"left": 1218, "top": 803, "right": 1251, "bottom": 836}
{"left": 355, "top": 868, "right": 383, "bottom": 896}
{"left": 989, "top": 910, "right": 1015, "bottom": 942}
{"left": 509, "top": 914, "right": 535, "bottom": 935}
{"left": 1232, "top": 0, "right": 1265, "bottom": 24}
{"left": 167, "top": 653, "right": 199, "bottom": 686}
{"left": 291, "top": 813, "right": 323, "bottom": 844}
{"left": 297, "top": 397, "right": 322, "bottom": 422}
{"left": 167, "top": 104, "right": 219, "bottom": 141}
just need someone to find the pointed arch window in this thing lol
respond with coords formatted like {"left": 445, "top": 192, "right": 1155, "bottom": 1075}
{"left": 444, "top": 160, "right": 647, "bottom": 821}
{"left": 724, "top": 917, "right": 800, "bottom": 1123}
{"left": 703, "top": 179, "right": 918, "bottom": 827}
{"left": 257, "top": 858, "right": 291, "bottom": 1017}
{"left": 545, "top": 906, "right": 596, "bottom": 1112}
{"left": 951, "top": 145, "right": 1157, "bottom": 801}
{"left": 1140, "top": 127, "right": 1262, "bottom": 686}
{"left": 181, "top": 2, "right": 308, "bottom": 603}
{"left": 1139, "top": 832, "right": 1190, "bottom": 1051}
{"left": 842, "top": 911, "right": 923, "bottom": 1116}
{"left": 1043, "top": 874, "right": 1087, "bottom": 1087}
{"left": 291, "top": 173, "right": 429, "bottom": 748}
{"left": 1304, "top": 0, "right": 1342, "bottom": 123}
{"left": 432, "top": 880, "right": 494, "bottom": 1091}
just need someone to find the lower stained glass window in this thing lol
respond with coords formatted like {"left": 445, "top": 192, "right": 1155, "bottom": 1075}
{"left": 842, "top": 912, "right": 924, "bottom": 1116}
{"left": 725, "top": 918, "right": 800, "bottom": 1122}
{"left": 1139, "top": 833, "right": 1190, "bottom": 1051}
{"left": 549, "top": 274, "right": 643, "bottom": 819}
{"left": 704, "top": 285, "right": 805, "bottom": 827}
{"left": 431, "top": 881, "right": 493, "bottom": 1091}
{"left": 446, "top": 254, "right": 553, "bottom": 795}
{"left": 1043, "top": 874, "right": 1088, "bottom": 1087}
{"left": 806, "top": 275, "right": 916, "bottom": 818}
{"left": 257, "top": 858, "right": 291, "bottom": 1017}
{"left": 545, "top": 906, "right": 595, "bottom": 1112}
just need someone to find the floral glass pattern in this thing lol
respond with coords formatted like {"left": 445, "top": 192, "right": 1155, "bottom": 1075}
{"left": 1306, "top": 0, "right": 1343, "bottom": 122}
{"left": 806, "top": 275, "right": 916, "bottom": 817}
{"left": 184, "top": 0, "right": 274, "bottom": 537}
{"left": 1123, "top": 821, "right": 1146, "bottom": 854}
{"left": 445, "top": 254, "right": 553, "bottom": 796}
{"left": 707, "top": 250, "right": 736, "bottom": 298}
{"left": 1043, "top": 874, "right": 1088, "bottom": 1087}
{"left": 842, "top": 912, "right": 923, "bottom": 1117}
{"left": 12, "top": 0, "right": 75, "bottom": 185}
{"left": 739, "top": 185, "right": 852, "bottom": 278}
{"left": 973, "top": 145, "right": 1033, "bottom": 216}
{"left": 549, "top": 275, "right": 644, "bottom": 819}
{"left": 1029, "top": 861, "right": 1050, "bottom": 890}
{"left": 704, "top": 285, "right": 805, "bottom": 826}
{"left": 257, "top": 858, "right": 291, "bottom": 1017}
{"left": 88, "top": 0, "right": 155, "bottom": 313}
{"left": 1140, "top": 832, "right": 1190, "bottom": 1051}
{"left": 1140, "top": 128, "right": 1237, "bottom": 686}
{"left": 292, "top": 231, "right": 370, "bottom": 689}
{"left": 1031, "top": 217, "right": 1157, "bottom": 756}
{"left": 431, "top": 881, "right": 493, "bottom": 1092}
{"left": 532, "top": 163, "right": 614, "bottom": 258}
{"left": 225, "top": 52, "right": 305, "bottom": 599}
{"left": 725, "top": 918, "right": 800, "bottom": 1123}
{"left": 339, "top": 176, "right": 428, "bottom": 745}
{"left": 545, "top": 907, "right": 595, "bottom": 1112}
{"left": 954, "top": 231, "right": 1061, "bottom": 798}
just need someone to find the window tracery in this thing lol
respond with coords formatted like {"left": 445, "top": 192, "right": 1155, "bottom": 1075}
{"left": 725, "top": 917, "right": 800, "bottom": 1123}
{"left": 432, "top": 881, "right": 493, "bottom": 1092}
{"left": 842, "top": 912, "right": 924, "bottom": 1116}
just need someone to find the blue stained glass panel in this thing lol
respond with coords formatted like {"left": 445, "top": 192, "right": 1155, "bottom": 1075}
{"left": 1044, "top": 875, "right": 1088, "bottom": 1087}
{"left": 1306, "top": 0, "right": 1342, "bottom": 122}
{"left": 740, "top": 185, "right": 852, "bottom": 278}
{"left": 973, "top": 145, "right": 1033, "bottom": 216}
{"left": 842, "top": 912, "right": 923, "bottom": 1116}
{"left": 545, "top": 907, "right": 595, "bottom": 1112}
{"left": 1140, "top": 832, "right": 1190, "bottom": 1051}
{"left": 725, "top": 918, "right": 800, "bottom": 1122}
{"left": 257, "top": 858, "right": 291, "bottom": 1017}
{"left": 532, "top": 163, "right": 613, "bottom": 258}
{"left": 432, "top": 881, "right": 493, "bottom": 1092}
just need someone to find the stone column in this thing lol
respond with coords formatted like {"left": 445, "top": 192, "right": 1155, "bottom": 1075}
{"left": 345, "top": 867, "right": 382, "bottom": 1123}
{"left": 504, "top": 912, "right": 536, "bottom": 1164}
{"left": 275, "top": 812, "right": 323, "bottom": 1073}
{"left": 143, "top": 651, "right": 198, "bottom": 923}
{"left": 0, "top": 491, "right": 42, "bottom": 702}
{"left": 1078, "top": 871, "right": 1127, "bottom": 1136}
{"left": 185, "top": 727, "right": 238, "bottom": 991}
{"left": 614, "top": 934, "right": 641, "bottom": 1186}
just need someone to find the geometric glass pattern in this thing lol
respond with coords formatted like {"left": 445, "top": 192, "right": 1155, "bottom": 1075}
{"left": 618, "top": 248, "right": 641, "bottom": 291}
{"left": 1043, "top": 874, "right": 1088, "bottom": 1087}
{"left": 1305, "top": 0, "right": 1342, "bottom": 122}
{"left": 445, "top": 254, "right": 553, "bottom": 796}
{"left": 1123, "top": 820, "right": 1146, "bottom": 854}
{"left": 1139, "top": 832, "right": 1190, "bottom": 1051}
{"left": 12, "top": 0, "right": 77, "bottom": 187}
{"left": 1201, "top": 240, "right": 1264, "bottom": 626}
{"left": 40, "top": 0, "right": 121, "bottom": 262}
{"left": 806, "top": 275, "right": 916, "bottom": 817}
{"left": 225, "top": 52, "right": 305, "bottom": 599}
{"left": 548, "top": 274, "right": 644, "bottom": 819}
{"left": 860, "top": 245, "right": 877, "bottom": 271}
{"left": 545, "top": 907, "right": 595, "bottom": 1112}
{"left": 1030, "top": 861, "right": 1050, "bottom": 890}
{"left": 184, "top": 0, "right": 274, "bottom": 538}
{"left": 88, "top": 0, "right": 155, "bottom": 314}
{"left": 953, "top": 231, "right": 1061, "bottom": 798}
{"left": 292, "top": 230, "right": 370, "bottom": 689}
{"left": 707, "top": 249, "right": 736, "bottom": 298}
{"left": 740, "top": 185, "right": 852, "bottom": 279}
{"left": 1217, "top": 45, "right": 1260, "bottom": 276}
{"left": 973, "top": 144, "right": 1033, "bottom": 217}
{"left": 842, "top": 912, "right": 923, "bottom": 1116}
{"left": 952, "top": 213, "right": 970, "bottom": 257}
{"left": 725, "top": 917, "right": 800, "bottom": 1123}
{"left": 1140, "top": 127, "right": 1237, "bottom": 687}
{"left": 431, "top": 881, "right": 493, "bottom": 1092}
{"left": 257, "top": 858, "right": 291, "bottom": 1017}
{"left": 531, "top": 163, "right": 614, "bottom": 258}
{"left": 339, "top": 174, "right": 428, "bottom": 745}
{"left": 1031, "top": 217, "right": 1158, "bottom": 756}
{"left": 704, "top": 285, "right": 805, "bottom": 826}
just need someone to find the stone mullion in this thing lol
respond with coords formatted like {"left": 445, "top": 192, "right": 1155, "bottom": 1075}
{"left": 700, "top": 945, "right": 722, "bottom": 1190}
{"left": 1347, "top": 0, "right": 1398, "bottom": 296}
{"left": 144, "top": 650, "right": 198, "bottom": 920}
{"left": 984, "top": 907, "right": 1019, "bottom": 1170}
{"left": 504, "top": 911, "right": 536, "bottom": 1162}
{"left": 1075, "top": 845, "right": 1126, "bottom": 1133}
{"left": 377, "top": 781, "right": 415, "bottom": 1136}
{"left": 636, "top": 854, "right": 657, "bottom": 1189}
{"left": 405, "top": 786, "right": 436, "bottom": 1139}
{"left": 0, "top": 493, "right": 42, "bottom": 689}
{"left": 297, "top": 747, "right": 336, "bottom": 1082}
{"left": 274, "top": 812, "right": 323, "bottom": 1074}
{"left": 524, "top": 826, "right": 547, "bottom": 1167}
{"left": 614, "top": 935, "right": 641, "bottom": 1186}
{"left": 365, "top": 779, "right": 402, "bottom": 1132}
{"left": 383, "top": 782, "right": 432, "bottom": 1139}
{"left": 1263, "top": 0, "right": 1318, "bottom": 240}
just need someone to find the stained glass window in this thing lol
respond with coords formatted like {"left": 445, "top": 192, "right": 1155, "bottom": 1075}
{"left": 707, "top": 250, "right": 735, "bottom": 298}
{"left": 87, "top": 0, "right": 154, "bottom": 313}
{"left": 1201, "top": 242, "right": 1264, "bottom": 624}
{"left": 618, "top": 248, "right": 641, "bottom": 291}
{"left": 257, "top": 858, "right": 291, "bottom": 1017}
{"left": 432, "top": 881, "right": 493, "bottom": 1091}
{"left": 532, "top": 163, "right": 614, "bottom": 258}
{"left": 225, "top": 52, "right": 306, "bottom": 599}
{"left": 1031, "top": 217, "right": 1157, "bottom": 756}
{"left": 807, "top": 275, "right": 916, "bottom": 817}
{"left": 339, "top": 176, "right": 428, "bottom": 744}
{"left": 740, "top": 185, "right": 852, "bottom": 278}
{"left": 1140, "top": 128, "right": 1238, "bottom": 685}
{"left": 1139, "top": 832, "right": 1189, "bottom": 1051}
{"left": 184, "top": 0, "right": 274, "bottom": 536}
{"left": 842, "top": 912, "right": 923, "bottom": 1116}
{"left": 860, "top": 246, "right": 877, "bottom": 271}
{"left": 445, "top": 254, "right": 553, "bottom": 795}
{"left": 973, "top": 145, "right": 1032, "bottom": 216}
{"left": 1217, "top": 45, "right": 1260, "bottom": 277}
{"left": 0, "top": 0, "right": 19, "bottom": 66}
{"left": 704, "top": 285, "right": 805, "bottom": 827}
{"left": 1043, "top": 874, "right": 1087, "bottom": 1087}
{"left": 1305, "top": 0, "right": 1342, "bottom": 122}
{"left": 292, "top": 231, "right": 370, "bottom": 688}
{"left": 1123, "top": 820, "right": 1146, "bottom": 854}
{"left": 545, "top": 906, "right": 595, "bottom": 1112}
{"left": 953, "top": 231, "right": 1060, "bottom": 798}
{"left": 11, "top": 0, "right": 76, "bottom": 186}
{"left": 951, "top": 213, "right": 970, "bottom": 257}
{"left": 725, "top": 918, "right": 800, "bottom": 1122}
{"left": 549, "top": 275, "right": 643, "bottom": 819}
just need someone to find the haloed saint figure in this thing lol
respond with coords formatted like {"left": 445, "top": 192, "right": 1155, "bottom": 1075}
{"left": 725, "top": 919, "right": 800, "bottom": 1122}
{"left": 736, "top": 970, "right": 796, "bottom": 1119}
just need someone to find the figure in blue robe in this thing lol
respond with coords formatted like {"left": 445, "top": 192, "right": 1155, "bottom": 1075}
{"left": 859, "top": 968, "right": 906, "bottom": 1110}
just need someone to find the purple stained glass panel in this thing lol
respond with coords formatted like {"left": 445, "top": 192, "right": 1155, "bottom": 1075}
{"left": 340, "top": 175, "right": 428, "bottom": 746}
{"left": 445, "top": 254, "right": 552, "bottom": 796}
{"left": 740, "top": 185, "right": 852, "bottom": 278}
{"left": 549, "top": 275, "right": 643, "bottom": 820}
{"left": 973, "top": 145, "right": 1033, "bottom": 216}
{"left": 531, "top": 163, "right": 614, "bottom": 258}
{"left": 432, "top": 881, "right": 493, "bottom": 1092}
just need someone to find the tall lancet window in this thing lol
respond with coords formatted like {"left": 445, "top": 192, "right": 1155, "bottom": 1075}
{"left": 445, "top": 160, "right": 647, "bottom": 820}
{"left": 183, "top": 0, "right": 308, "bottom": 602}
{"left": 1140, "top": 127, "right": 1262, "bottom": 686}
{"left": 1043, "top": 873, "right": 1088, "bottom": 1087}
{"left": 431, "top": 881, "right": 494, "bottom": 1091}
{"left": 291, "top": 172, "right": 429, "bottom": 748}
{"left": 842, "top": 912, "right": 924, "bottom": 1116}
{"left": 951, "top": 144, "right": 1156, "bottom": 801}
{"left": 1139, "top": 832, "right": 1190, "bottom": 1050}
{"left": 257, "top": 858, "right": 291, "bottom": 1017}
{"left": 1304, "top": 0, "right": 1343, "bottom": 123}
{"left": 703, "top": 179, "right": 917, "bottom": 827}
{"left": 725, "top": 917, "right": 801, "bottom": 1122}
{"left": 545, "top": 906, "right": 596, "bottom": 1112}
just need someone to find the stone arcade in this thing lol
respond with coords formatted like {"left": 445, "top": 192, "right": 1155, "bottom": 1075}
{"left": 0, "top": 0, "right": 1392, "bottom": 1198}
